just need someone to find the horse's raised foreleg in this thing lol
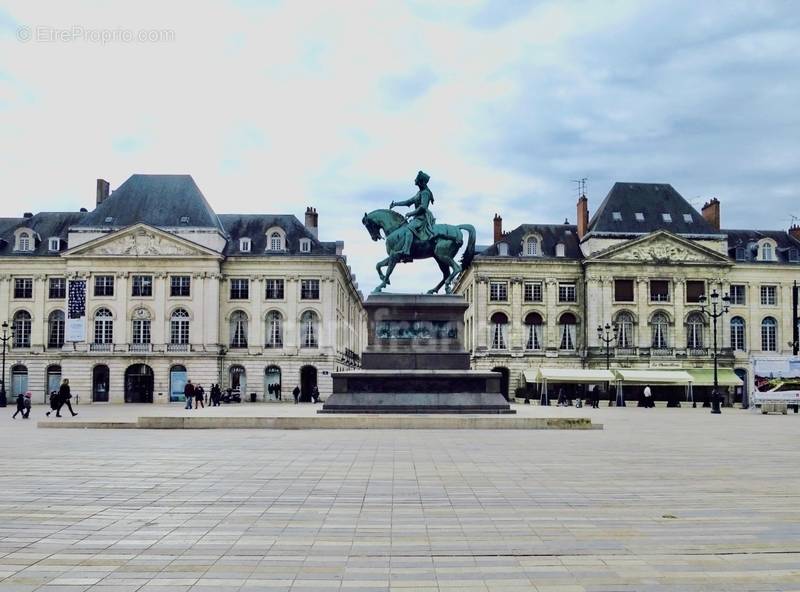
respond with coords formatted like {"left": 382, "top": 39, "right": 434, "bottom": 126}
{"left": 373, "top": 255, "right": 399, "bottom": 293}
{"left": 375, "top": 256, "right": 391, "bottom": 281}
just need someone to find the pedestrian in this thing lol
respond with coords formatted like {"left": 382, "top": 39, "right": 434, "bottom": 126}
{"left": 184, "top": 380, "right": 195, "bottom": 410}
{"left": 57, "top": 379, "right": 78, "bottom": 417}
{"left": 46, "top": 390, "right": 61, "bottom": 417}
{"left": 293, "top": 385, "right": 300, "bottom": 404}
{"left": 275, "top": 383, "right": 282, "bottom": 401}
{"left": 311, "top": 385, "right": 320, "bottom": 403}
{"left": 12, "top": 392, "right": 25, "bottom": 419}
{"left": 210, "top": 383, "right": 220, "bottom": 406}
{"left": 592, "top": 384, "right": 601, "bottom": 408}
{"left": 195, "top": 384, "right": 205, "bottom": 409}
{"left": 643, "top": 384, "right": 653, "bottom": 408}
{"left": 556, "top": 387, "right": 567, "bottom": 407}
{"left": 22, "top": 392, "right": 32, "bottom": 418}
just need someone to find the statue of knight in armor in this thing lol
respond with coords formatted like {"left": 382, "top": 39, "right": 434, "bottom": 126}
{"left": 389, "top": 171, "right": 436, "bottom": 262}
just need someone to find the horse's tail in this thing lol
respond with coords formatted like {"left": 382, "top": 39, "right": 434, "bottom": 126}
{"left": 458, "top": 224, "right": 476, "bottom": 269}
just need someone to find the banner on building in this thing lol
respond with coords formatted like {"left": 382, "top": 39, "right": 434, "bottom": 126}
{"left": 66, "top": 279, "right": 87, "bottom": 342}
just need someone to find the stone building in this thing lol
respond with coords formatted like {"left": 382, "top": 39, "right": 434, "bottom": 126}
{"left": 456, "top": 182, "right": 800, "bottom": 402}
{"left": 0, "top": 174, "right": 365, "bottom": 404}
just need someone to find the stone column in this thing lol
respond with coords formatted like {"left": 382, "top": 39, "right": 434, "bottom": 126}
{"left": 545, "top": 278, "right": 558, "bottom": 348}
{"left": 152, "top": 272, "right": 167, "bottom": 345}
{"left": 475, "top": 277, "right": 488, "bottom": 350}
{"left": 673, "top": 278, "right": 686, "bottom": 351}
{"left": 192, "top": 273, "right": 205, "bottom": 349}
{"left": 285, "top": 277, "right": 299, "bottom": 352}
{"left": 636, "top": 277, "right": 649, "bottom": 348}
{"left": 510, "top": 277, "right": 523, "bottom": 349}
{"left": 206, "top": 273, "right": 221, "bottom": 348}
{"left": 115, "top": 272, "right": 129, "bottom": 345}
{"left": 33, "top": 274, "right": 47, "bottom": 349}
{"left": 323, "top": 277, "right": 337, "bottom": 354}
{"left": 251, "top": 276, "right": 264, "bottom": 350}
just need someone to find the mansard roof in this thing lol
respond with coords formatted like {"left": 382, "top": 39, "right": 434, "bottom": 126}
{"left": 587, "top": 182, "right": 719, "bottom": 237}
{"left": 0, "top": 211, "right": 88, "bottom": 256}
{"left": 724, "top": 228, "right": 800, "bottom": 264}
{"left": 478, "top": 223, "right": 582, "bottom": 260}
{"left": 218, "top": 214, "right": 338, "bottom": 256}
{"left": 78, "top": 174, "right": 225, "bottom": 232}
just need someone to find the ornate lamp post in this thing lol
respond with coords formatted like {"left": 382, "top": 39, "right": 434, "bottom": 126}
{"left": 699, "top": 290, "right": 730, "bottom": 414}
{"left": 0, "top": 320, "right": 13, "bottom": 408}
{"left": 597, "top": 323, "right": 618, "bottom": 405}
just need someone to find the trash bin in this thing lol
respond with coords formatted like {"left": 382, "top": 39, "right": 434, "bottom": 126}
{"left": 250, "top": 392, "right": 257, "bottom": 403}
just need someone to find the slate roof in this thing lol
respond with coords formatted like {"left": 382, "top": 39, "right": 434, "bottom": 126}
{"left": 587, "top": 182, "right": 719, "bottom": 236}
{"left": 218, "top": 214, "right": 338, "bottom": 256}
{"left": 478, "top": 223, "right": 582, "bottom": 260}
{"left": 0, "top": 211, "right": 88, "bottom": 256}
{"left": 78, "top": 174, "right": 225, "bottom": 232}
{"left": 723, "top": 229, "right": 800, "bottom": 264}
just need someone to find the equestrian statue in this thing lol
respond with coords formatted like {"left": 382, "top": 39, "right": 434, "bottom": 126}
{"left": 362, "top": 171, "right": 476, "bottom": 294}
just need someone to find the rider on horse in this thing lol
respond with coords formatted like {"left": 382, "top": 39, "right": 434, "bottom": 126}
{"left": 390, "top": 171, "right": 436, "bottom": 262}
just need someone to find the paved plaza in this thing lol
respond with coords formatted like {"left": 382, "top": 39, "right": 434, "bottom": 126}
{"left": 0, "top": 404, "right": 799, "bottom": 591}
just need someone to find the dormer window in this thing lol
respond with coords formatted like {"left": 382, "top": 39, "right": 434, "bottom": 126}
{"left": 683, "top": 213, "right": 693, "bottom": 223}
{"left": 555, "top": 243, "right": 565, "bottom": 257}
{"left": 104, "top": 216, "right": 114, "bottom": 224}
{"left": 48, "top": 237, "right": 60, "bottom": 252}
{"left": 179, "top": 216, "right": 190, "bottom": 224}
{"left": 16, "top": 231, "right": 33, "bottom": 252}
{"left": 789, "top": 248, "right": 799, "bottom": 263}
{"left": 266, "top": 228, "right": 286, "bottom": 252}
{"left": 635, "top": 212, "right": 645, "bottom": 222}
{"left": 735, "top": 247, "right": 746, "bottom": 261}
{"left": 760, "top": 241, "right": 774, "bottom": 261}
{"left": 611, "top": 211, "right": 622, "bottom": 221}
{"left": 661, "top": 213, "right": 672, "bottom": 223}
{"left": 239, "top": 238, "right": 251, "bottom": 253}
{"left": 299, "top": 238, "right": 311, "bottom": 253}
{"left": 497, "top": 242, "right": 509, "bottom": 256}
{"left": 524, "top": 236, "right": 538, "bottom": 256}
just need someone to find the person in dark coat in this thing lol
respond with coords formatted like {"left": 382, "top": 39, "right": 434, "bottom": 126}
{"left": 556, "top": 387, "right": 567, "bottom": 407}
{"left": 12, "top": 393, "right": 25, "bottom": 419}
{"left": 293, "top": 385, "right": 301, "bottom": 404}
{"left": 311, "top": 386, "right": 320, "bottom": 403}
{"left": 184, "top": 380, "right": 195, "bottom": 410}
{"left": 57, "top": 379, "right": 77, "bottom": 417}
{"left": 194, "top": 385, "right": 205, "bottom": 409}
{"left": 46, "top": 390, "right": 61, "bottom": 417}
{"left": 275, "top": 383, "right": 282, "bottom": 401}
{"left": 591, "top": 384, "right": 601, "bottom": 408}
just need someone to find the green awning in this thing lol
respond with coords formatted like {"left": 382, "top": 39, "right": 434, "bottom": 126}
{"left": 685, "top": 369, "right": 743, "bottom": 387}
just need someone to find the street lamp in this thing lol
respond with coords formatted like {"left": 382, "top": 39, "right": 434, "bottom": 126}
{"left": 699, "top": 290, "right": 730, "bottom": 414}
{"left": 597, "top": 322, "right": 619, "bottom": 405}
{"left": 0, "top": 320, "right": 13, "bottom": 408}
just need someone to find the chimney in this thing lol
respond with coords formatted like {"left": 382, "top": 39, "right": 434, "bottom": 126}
{"left": 701, "top": 198, "right": 720, "bottom": 231}
{"left": 789, "top": 224, "right": 800, "bottom": 242}
{"left": 304, "top": 206, "right": 319, "bottom": 238}
{"left": 96, "top": 178, "right": 110, "bottom": 206}
{"left": 493, "top": 213, "right": 503, "bottom": 243}
{"left": 576, "top": 194, "right": 588, "bottom": 239}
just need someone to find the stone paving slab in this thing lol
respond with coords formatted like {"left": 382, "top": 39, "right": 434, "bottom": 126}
{"left": 1, "top": 405, "right": 799, "bottom": 591}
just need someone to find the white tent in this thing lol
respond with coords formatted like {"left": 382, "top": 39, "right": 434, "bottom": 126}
{"left": 614, "top": 369, "right": 694, "bottom": 405}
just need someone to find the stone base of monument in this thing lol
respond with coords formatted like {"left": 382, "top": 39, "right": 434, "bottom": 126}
{"left": 320, "top": 293, "right": 514, "bottom": 415}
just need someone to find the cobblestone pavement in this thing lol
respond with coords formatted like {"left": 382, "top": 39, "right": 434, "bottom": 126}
{"left": 1, "top": 404, "right": 799, "bottom": 591}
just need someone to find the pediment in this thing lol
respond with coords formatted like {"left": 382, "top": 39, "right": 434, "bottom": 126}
{"left": 588, "top": 231, "right": 729, "bottom": 264}
{"left": 64, "top": 224, "right": 222, "bottom": 259}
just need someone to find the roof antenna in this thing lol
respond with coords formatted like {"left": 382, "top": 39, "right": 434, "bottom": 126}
{"left": 571, "top": 177, "right": 588, "bottom": 199}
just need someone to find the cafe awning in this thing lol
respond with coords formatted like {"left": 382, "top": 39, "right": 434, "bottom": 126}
{"left": 524, "top": 368, "right": 616, "bottom": 383}
{"left": 614, "top": 369, "right": 694, "bottom": 384}
{"left": 685, "top": 368, "right": 743, "bottom": 387}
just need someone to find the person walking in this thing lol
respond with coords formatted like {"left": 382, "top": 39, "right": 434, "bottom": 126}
{"left": 293, "top": 385, "right": 300, "bottom": 404}
{"left": 22, "top": 392, "right": 32, "bottom": 418}
{"left": 12, "top": 392, "right": 25, "bottom": 419}
{"left": 311, "top": 386, "right": 320, "bottom": 403}
{"left": 591, "top": 384, "right": 601, "bottom": 409}
{"left": 275, "top": 383, "right": 282, "bottom": 401}
{"left": 556, "top": 387, "right": 567, "bottom": 407}
{"left": 195, "top": 384, "right": 205, "bottom": 409}
{"left": 210, "top": 383, "right": 220, "bottom": 406}
{"left": 57, "top": 379, "right": 78, "bottom": 417}
{"left": 46, "top": 390, "right": 61, "bottom": 417}
{"left": 643, "top": 385, "right": 653, "bottom": 408}
{"left": 184, "top": 380, "right": 195, "bottom": 410}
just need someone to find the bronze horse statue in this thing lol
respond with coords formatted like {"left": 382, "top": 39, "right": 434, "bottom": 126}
{"left": 362, "top": 209, "right": 475, "bottom": 294}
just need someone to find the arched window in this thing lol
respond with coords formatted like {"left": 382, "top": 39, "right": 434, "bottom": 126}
{"left": 559, "top": 312, "right": 576, "bottom": 350}
{"left": 686, "top": 312, "right": 705, "bottom": 350}
{"left": 13, "top": 310, "right": 32, "bottom": 348}
{"left": 269, "top": 231, "right": 283, "bottom": 252}
{"left": 230, "top": 311, "right": 248, "bottom": 348}
{"left": 265, "top": 310, "right": 283, "bottom": 348}
{"left": 525, "top": 237, "right": 538, "bottom": 256}
{"left": 761, "top": 317, "right": 777, "bottom": 351}
{"left": 489, "top": 312, "right": 508, "bottom": 350}
{"left": 524, "top": 312, "right": 542, "bottom": 351}
{"left": 94, "top": 308, "right": 113, "bottom": 344}
{"left": 730, "top": 316, "right": 746, "bottom": 351}
{"left": 18, "top": 232, "right": 31, "bottom": 251}
{"left": 555, "top": 243, "right": 566, "bottom": 257}
{"left": 615, "top": 311, "right": 635, "bottom": 349}
{"left": 131, "top": 308, "right": 151, "bottom": 345}
{"left": 170, "top": 308, "right": 190, "bottom": 345}
{"left": 651, "top": 312, "right": 669, "bottom": 349}
{"left": 301, "top": 310, "right": 319, "bottom": 348}
{"left": 48, "top": 310, "right": 65, "bottom": 349}
{"left": 761, "top": 242, "right": 774, "bottom": 261}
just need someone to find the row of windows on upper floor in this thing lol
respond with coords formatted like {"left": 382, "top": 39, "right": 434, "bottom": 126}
{"left": 8, "top": 308, "right": 335, "bottom": 350}
{"left": 481, "top": 279, "right": 784, "bottom": 306}
{"left": 8, "top": 276, "right": 330, "bottom": 301}
{"left": 484, "top": 311, "right": 784, "bottom": 353}
{"left": 237, "top": 230, "right": 312, "bottom": 254}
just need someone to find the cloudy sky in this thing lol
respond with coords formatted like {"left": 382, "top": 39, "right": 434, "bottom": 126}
{"left": 1, "top": 0, "right": 798, "bottom": 293}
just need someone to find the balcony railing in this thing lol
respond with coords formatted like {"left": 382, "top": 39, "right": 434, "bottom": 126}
{"left": 615, "top": 347, "right": 637, "bottom": 356}
{"left": 129, "top": 343, "right": 152, "bottom": 353}
{"left": 166, "top": 343, "right": 190, "bottom": 352}
{"left": 90, "top": 343, "right": 112, "bottom": 352}
{"left": 687, "top": 348, "right": 708, "bottom": 357}
{"left": 651, "top": 348, "right": 674, "bottom": 357}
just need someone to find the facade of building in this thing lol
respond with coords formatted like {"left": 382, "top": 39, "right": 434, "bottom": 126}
{"left": 0, "top": 174, "right": 366, "bottom": 404}
{"left": 456, "top": 183, "right": 800, "bottom": 402}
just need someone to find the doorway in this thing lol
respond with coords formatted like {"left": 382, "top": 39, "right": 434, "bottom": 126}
{"left": 46, "top": 365, "right": 62, "bottom": 404}
{"left": 491, "top": 366, "right": 510, "bottom": 401}
{"left": 170, "top": 365, "right": 188, "bottom": 402}
{"left": 125, "top": 364, "right": 154, "bottom": 403}
{"left": 265, "top": 365, "right": 281, "bottom": 401}
{"left": 300, "top": 365, "right": 317, "bottom": 402}
{"left": 92, "top": 365, "right": 110, "bottom": 402}
{"left": 229, "top": 364, "right": 246, "bottom": 394}
{"left": 11, "top": 365, "right": 28, "bottom": 397}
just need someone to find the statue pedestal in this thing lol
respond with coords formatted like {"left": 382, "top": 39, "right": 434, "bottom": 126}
{"left": 320, "top": 294, "right": 514, "bottom": 414}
